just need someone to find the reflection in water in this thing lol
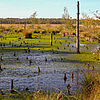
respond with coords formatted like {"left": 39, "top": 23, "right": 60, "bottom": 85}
{"left": 0, "top": 42, "right": 99, "bottom": 93}
{"left": 0, "top": 51, "right": 85, "bottom": 93}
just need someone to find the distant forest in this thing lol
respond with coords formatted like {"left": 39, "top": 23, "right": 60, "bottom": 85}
{"left": 0, "top": 18, "right": 76, "bottom": 24}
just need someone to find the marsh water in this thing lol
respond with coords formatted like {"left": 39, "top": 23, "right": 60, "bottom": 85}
{"left": 0, "top": 43, "right": 99, "bottom": 93}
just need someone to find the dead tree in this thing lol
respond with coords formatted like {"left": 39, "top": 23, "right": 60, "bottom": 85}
{"left": 76, "top": 1, "right": 80, "bottom": 53}
{"left": 51, "top": 33, "right": 53, "bottom": 46}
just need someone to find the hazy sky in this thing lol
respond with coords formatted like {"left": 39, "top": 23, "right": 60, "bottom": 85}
{"left": 0, "top": 0, "right": 100, "bottom": 18}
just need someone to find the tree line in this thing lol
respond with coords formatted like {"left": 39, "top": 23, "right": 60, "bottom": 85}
{"left": 0, "top": 18, "right": 76, "bottom": 24}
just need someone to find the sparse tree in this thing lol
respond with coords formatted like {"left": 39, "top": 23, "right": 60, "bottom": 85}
{"left": 93, "top": 10, "right": 100, "bottom": 19}
{"left": 81, "top": 12, "right": 100, "bottom": 43}
{"left": 62, "top": 7, "right": 70, "bottom": 19}
{"left": 30, "top": 11, "right": 37, "bottom": 29}
{"left": 62, "top": 7, "right": 75, "bottom": 34}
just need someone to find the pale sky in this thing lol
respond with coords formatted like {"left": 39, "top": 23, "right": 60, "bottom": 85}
{"left": 0, "top": 0, "right": 100, "bottom": 18}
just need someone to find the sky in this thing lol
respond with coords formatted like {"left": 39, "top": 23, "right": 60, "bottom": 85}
{"left": 0, "top": 0, "right": 100, "bottom": 18}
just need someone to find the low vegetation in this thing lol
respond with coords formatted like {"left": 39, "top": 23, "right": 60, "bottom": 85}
{"left": 0, "top": 65, "right": 99, "bottom": 100}
{"left": 0, "top": 13, "right": 100, "bottom": 99}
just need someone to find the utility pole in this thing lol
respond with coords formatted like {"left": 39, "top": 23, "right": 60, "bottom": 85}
{"left": 76, "top": 0, "right": 80, "bottom": 53}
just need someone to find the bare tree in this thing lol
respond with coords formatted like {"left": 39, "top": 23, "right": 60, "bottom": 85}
{"left": 81, "top": 12, "right": 100, "bottom": 43}
{"left": 30, "top": 11, "right": 37, "bottom": 29}
{"left": 62, "top": 7, "right": 70, "bottom": 19}
{"left": 93, "top": 10, "right": 100, "bottom": 19}
{"left": 62, "top": 7, "right": 75, "bottom": 34}
{"left": 76, "top": 1, "right": 80, "bottom": 53}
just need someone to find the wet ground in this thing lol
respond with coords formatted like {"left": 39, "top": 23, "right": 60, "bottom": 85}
{"left": 0, "top": 42, "right": 100, "bottom": 93}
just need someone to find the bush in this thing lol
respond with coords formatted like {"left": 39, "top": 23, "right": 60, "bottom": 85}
{"left": 25, "top": 33, "right": 32, "bottom": 39}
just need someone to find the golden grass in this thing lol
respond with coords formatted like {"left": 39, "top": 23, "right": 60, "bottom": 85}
{"left": 78, "top": 70, "right": 100, "bottom": 100}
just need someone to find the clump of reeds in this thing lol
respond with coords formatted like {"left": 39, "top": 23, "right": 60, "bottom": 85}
{"left": 78, "top": 65, "right": 100, "bottom": 100}
{"left": 23, "top": 91, "right": 64, "bottom": 100}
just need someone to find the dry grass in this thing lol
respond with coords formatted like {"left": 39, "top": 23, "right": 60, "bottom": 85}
{"left": 78, "top": 70, "right": 100, "bottom": 100}
{"left": 1, "top": 24, "right": 64, "bottom": 29}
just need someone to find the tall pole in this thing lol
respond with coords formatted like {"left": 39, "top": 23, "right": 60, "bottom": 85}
{"left": 76, "top": 0, "right": 80, "bottom": 53}
{"left": 51, "top": 33, "right": 53, "bottom": 46}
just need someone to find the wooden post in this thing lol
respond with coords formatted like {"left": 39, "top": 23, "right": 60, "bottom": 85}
{"left": 0, "top": 56, "right": 2, "bottom": 61}
{"left": 0, "top": 64, "right": 2, "bottom": 71}
{"left": 0, "top": 20, "right": 2, "bottom": 27}
{"left": 51, "top": 33, "right": 53, "bottom": 46}
{"left": 67, "top": 84, "right": 71, "bottom": 95}
{"left": 0, "top": 65, "right": 1, "bottom": 70}
{"left": 11, "top": 79, "right": 13, "bottom": 93}
{"left": 24, "top": 19, "right": 26, "bottom": 29}
{"left": 76, "top": 1, "right": 80, "bottom": 53}
{"left": 24, "top": 23, "right": 26, "bottom": 29}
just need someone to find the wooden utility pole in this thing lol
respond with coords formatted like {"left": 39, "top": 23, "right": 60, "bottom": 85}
{"left": 76, "top": 0, "right": 80, "bottom": 53}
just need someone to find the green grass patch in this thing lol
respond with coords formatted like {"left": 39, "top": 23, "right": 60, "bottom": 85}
{"left": 65, "top": 53, "right": 100, "bottom": 65}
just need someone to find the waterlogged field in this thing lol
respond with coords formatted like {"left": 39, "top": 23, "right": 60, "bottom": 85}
{"left": 0, "top": 26, "right": 100, "bottom": 99}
